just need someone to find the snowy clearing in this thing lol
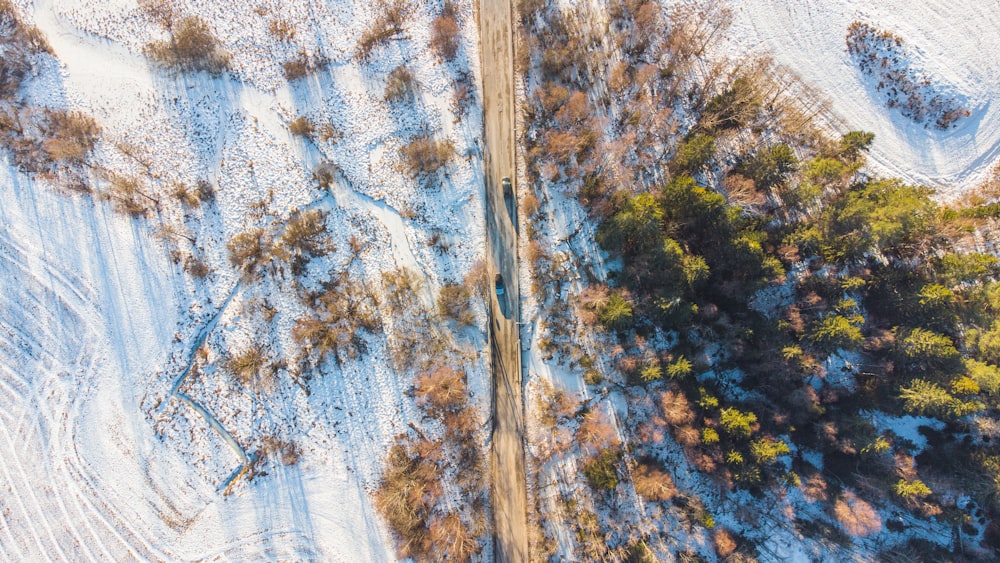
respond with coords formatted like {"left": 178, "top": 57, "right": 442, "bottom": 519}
{"left": 726, "top": 0, "right": 1000, "bottom": 197}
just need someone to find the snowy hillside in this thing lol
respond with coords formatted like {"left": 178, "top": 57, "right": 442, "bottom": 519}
{"left": 725, "top": 0, "right": 1000, "bottom": 197}
{"left": 0, "top": 0, "right": 487, "bottom": 560}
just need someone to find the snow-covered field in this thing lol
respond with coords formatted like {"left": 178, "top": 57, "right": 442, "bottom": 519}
{"left": 1, "top": 0, "right": 485, "bottom": 560}
{"left": 726, "top": 0, "right": 1000, "bottom": 197}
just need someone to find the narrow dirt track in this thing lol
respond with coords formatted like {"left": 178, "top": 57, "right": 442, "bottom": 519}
{"left": 478, "top": 0, "right": 529, "bottom": 562}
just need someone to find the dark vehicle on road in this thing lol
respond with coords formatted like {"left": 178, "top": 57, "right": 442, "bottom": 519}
{"left": 502, "top": 177, "right": 517, "bottom": 232}
{"left": 495, "top": 273, "right": 510, "bottom": 317}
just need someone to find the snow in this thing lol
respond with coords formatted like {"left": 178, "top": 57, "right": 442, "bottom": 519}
{"left": 724, "top": 0, "right": 1000, "bottom": 197}
{"left": 1, "top": 0, "right": 486, "bottom": 560}
{"left": 866, "top": 411, "right": 945, "bottom": 453}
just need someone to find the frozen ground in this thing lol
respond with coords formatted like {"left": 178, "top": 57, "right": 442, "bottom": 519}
{"left": 1, "top": 0, "right": 485, "bottom": 560}
{"left": 725, "top": 0, "right": 1000, "bottom": 197}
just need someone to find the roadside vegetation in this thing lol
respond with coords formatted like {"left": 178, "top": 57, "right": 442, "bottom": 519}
{"left": 372, "top": 267, "right": 488, "bottom": 561}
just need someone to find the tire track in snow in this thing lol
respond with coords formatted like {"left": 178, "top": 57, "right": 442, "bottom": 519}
{"left": 0, "top": 221, "right": 160, "bottom": 561}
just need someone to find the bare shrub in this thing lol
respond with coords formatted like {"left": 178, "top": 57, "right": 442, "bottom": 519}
{"left": 833, "top": 490, "right": 881, "bottom": 537}
{"left": 196, "top": 179, "right": 215, "bottom": 202}
{"left": 275, "top": 209, "right": 331, "bottom": 274}
{"left": 442, "top": 405, "right": 479, "bottom": 444}
{"left": 138, "top": 0, "right": 176, "bottom": 29}
{"left": 374, "top": 440, "right": 442, "bottom": 559}
{"left": 288, "top": 116, "right": 314, "bottom": 137}
{"left": 356, "top": 0, "right": 411, "bottom": 61}
{"left": 294, "top": 272, "right": 379, "bottom": 365}
{"left": 675, "top": 425, "right": 700, "bottom": 448}
{"left": 536, "top": 379, "right": 578, "bottom": 428}
{"left": 107, "top": 173, "right": 156, "bottom": 215}
{"left": 282, "top": 51, "right": 329, "bottom": 81}
{"left": 609, "top": 61, "right": 631, "bottom": 93}
{"left": 184, "top": 255, "right": 209, "bottom": 278}
{"left": 400, "top": 135, "right": 453, "bottom": 178}
{"left": 802, "top": 472, "right": 828, "bottom": 503}
{"left": 452, "top": 83, "right": 472, "bottom": 117}
{"left": 413, "top": 365, "right": 468, "bottom": 417}
{"left": 537, "top": 82, "right": 570, "bottom": 115}
{"left": 292, "top": 318, "right": 355, "bottom": 364}
{"left": 227, "top": 228, "right": 272, "bottom": 277}
{"left": 438, "top": 283, "right": 474, "bottom": 327}
{"left": 543, "top": 130, "right": 583, "bottom": 163}
{"left": 722, "top": 173, "right": 761, "bottom": 208}
{"left": 145, "top": 16, "right": 231, "bottom": 74}
{"left": 261, "top": 436, "right": 301, "bottom": 466}
{"left": 555, "top": 91, "right": 589, "bottom": 127}
{"left": 713, "top": 528, "right": 738, "bottom": 558}
{"left": 576, "top": 407, "right": 619, "bottom": 452}
{"left": 384, "top": 65, "right": 417, "bottom": 103}
{"left": 425, "top": 511, "right": 479, "bottom": 561}
{"left": 382, "top": 267, "right": 423, "bottom": 315}
{"left": 660, "top": 389, "right": 695, "bottom": 427}
{"left": 227, "top": 346, "right": 270, "bottom": 388}
{"left": 521, "top": 191, "right": 540, "bottom": 218}
{"left": 846, "top": 21, "right": 969, "bottom": 129}
{"left": 41, "top": 110, "right": 100, "bottom": 164}
{"left": 661, "top": 1, "right": 733, "bottom": 78}
{"left": 632, "top": 461, "right": 676, "bottom": 502}
{"left": 430, "top": 13, "right": 460, "bottom": 61}
{"left": 268, "top": 17, "right": 296, "bottom": 42}
{"left": 171, "top": 182, "right": 200, "bottom": 206}
{"left": 0, "top": 1, "right": 51, "bottom": 56}
{"left": 464, "top": 260, "right": 488, "bottom": 304}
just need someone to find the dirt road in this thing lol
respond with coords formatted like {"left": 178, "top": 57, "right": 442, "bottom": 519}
{"left": 478, "top": 0, "right": 529, "bottom": 561}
